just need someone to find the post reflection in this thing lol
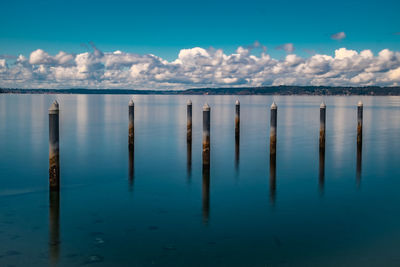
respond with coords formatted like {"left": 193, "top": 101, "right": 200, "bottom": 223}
{"left": 356, "top": 141, "right": 362, "bottom": 187}
{"left": 202, "top": 163, "right": 210, "bottom": 224}
{"left": 319, "top": 147, "right": 325, "bottom": 194}
{"left": 235, "top": 133, "right": 239, "bottom": 171}
{"left": 129, "top": 143, "right": 135, "bottom": 191}
{"left": 187, "top": 138, "right": 192, "bottom": 182}
{"left": 269, "top": 152, "right": 276, "bottom": 205}
{"left": 49, "top": 191, "right": 60, "bottom": 265}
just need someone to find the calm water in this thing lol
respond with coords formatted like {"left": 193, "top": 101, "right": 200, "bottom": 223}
{"left": 0, "top": 94, "right": 400, "bottom": 266}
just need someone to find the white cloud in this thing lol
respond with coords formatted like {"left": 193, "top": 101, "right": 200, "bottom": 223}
{"left": 29, "top": 49, "right": 54, "bottom": 65}
{"left": 335, "top": 48, "right": 357, "bottom": 59}
{"left": 388, "top": 67, "right": 400, "bottom": 81}
{"left": 1, "top": 46, "right": 400, "bottom": 89}
{"left": 0, "top": 59, "right": 6, "bottom": 68}
{"left": 331, "top": 32, "right": 346, "bottom": 40}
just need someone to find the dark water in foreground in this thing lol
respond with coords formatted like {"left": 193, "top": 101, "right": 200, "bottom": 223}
{"left": 0, "top": 94, "right": 400, "bottom": 266}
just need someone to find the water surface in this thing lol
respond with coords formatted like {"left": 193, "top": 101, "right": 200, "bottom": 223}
{"left": 0, "top": 94, "right": 399, "bottom": 266}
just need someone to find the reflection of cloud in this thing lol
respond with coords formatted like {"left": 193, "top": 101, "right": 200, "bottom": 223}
{"left": 1, "top": 45, "right": 400, "bottom": 88}
{"left": 331, "top": 97, "right": 349, "bottom": 170}
{"left": 76, "top": 95, "right": 88, "bottom": 145}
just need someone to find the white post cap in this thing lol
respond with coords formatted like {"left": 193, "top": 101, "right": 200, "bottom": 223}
{"left": 49, "top": 100, "right": 59, "bottom": 114}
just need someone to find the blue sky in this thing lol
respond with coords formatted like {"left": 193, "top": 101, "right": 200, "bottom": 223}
{"left": 1, "top": 0, "right": 399, "bottom": 59}
{"left": 0, "top": 0, "right": 399, "bottom": 89}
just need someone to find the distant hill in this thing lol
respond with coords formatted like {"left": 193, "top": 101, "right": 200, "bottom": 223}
{"left": 1, "top": 86, "right": 400, "bottom": 95}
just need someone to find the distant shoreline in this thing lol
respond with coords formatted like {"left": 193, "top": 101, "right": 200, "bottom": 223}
{"left": 1, "top": 86, "right": 400, "bottom": 95}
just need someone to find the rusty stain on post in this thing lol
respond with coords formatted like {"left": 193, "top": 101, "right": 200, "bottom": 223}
{"left": 129, "top": 98, "right": 134, "bottom": 149}
{"left": 49, "top": 100, "right": 60, "bottom": 191}
{"left": 357, "top": 101, "right": 363, "bottom": 145}
{"left": 270, "top": 102, "right": 277, "bottom": 155}
{"left": 319, "top": 102, "right": 326, "bottom": 149}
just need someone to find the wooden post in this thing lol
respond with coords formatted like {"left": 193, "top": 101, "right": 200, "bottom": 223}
{"left": 319, "top": 102, "right": 326, "bottom": 149}
{"left": 235, "top": 100, "right": 240, "bottom": 169}
{"left": 202, "top": 103, "right": 210, "bottom": 223}
{"left": 128, "top": 98, "right": 135, "bottom": 190}
{"left": 49, "top": 101, "right": 60, "bottom": 191}
{"left": 235, "top": 100, "right": 240, "bottom": 140}
{"left": 129, "top": 98, "right": 134, "bottom": 148}
{"left": 187, "top": 99, "right": 192, "bottom": 142}
{"left": 203, "top": 103, "right": 211, "bottom": 166}
{"left": 187, "top": 99, "right": 193, "bottom": 180}
{"left": 357, "top": 101, "right": 363, "bottom": 145}
{"left": 270, "top": 102, "right": 277, "bottom": 155}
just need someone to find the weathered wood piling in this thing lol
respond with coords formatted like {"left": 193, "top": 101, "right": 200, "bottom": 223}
{"left": 49, "top": 101, "right": 60, "bottom": 191}
{"left": 202, "top": 102, "right": 211, "bottom": 223}
{"left": 235, "top": 100, "right": 240, "bottom": 169}
{"left": 187, "top": 100, "right": 192, "bottom": 142}
{"left": 187, "top": 100, "right": 192, "bottom": 179}
{"left": 203, "top": 103, "right": 211, "bottom": 166}
{"left": 320, "top": 102, "right": 326, "bottom": 149}
{"left": 356, "top": 100, "right": 363, "bottom": 186}
{"left": 357, "top": 101, "right": 363, "bottom": 145}
{"left": 235, "top": 100, "right": 240, "bottom": 140}
{"left": 129, "top": 98, "right": 134, "bottom": 148}
{"left": 270, "top": 102, "right": 277, "bottom": 155}
{"left": 128, "top": 98, "right": 135, "bottom": 189}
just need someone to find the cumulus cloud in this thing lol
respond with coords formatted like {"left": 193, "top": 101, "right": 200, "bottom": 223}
{"left": 1, "top": 45, "right": 400, "bottom": 89}
{"left": 275, "top": 43, "right": 295, "bottom": 53}
{"left": 331, "top": 32, "right": 346, "bottom": 40}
